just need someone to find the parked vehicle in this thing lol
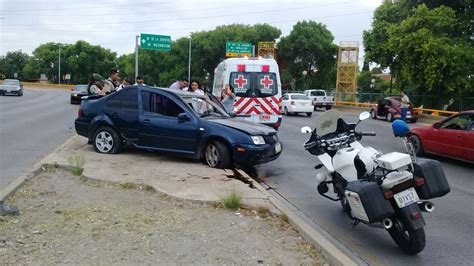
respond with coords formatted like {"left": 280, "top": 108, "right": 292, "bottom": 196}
{"left": 212, "top": 58, "right": 282, "bottom": 130}
{"left": 70, "top": 84, "right": 89, "bottom": 104}
{"left": 370, "top": 96, "right": 418, "bottom": 122}
{"left": 0, "top": 79, "right": 23, "bottom": 96}
{"left": 410, "top": 110, "right": 474, "bottom": 163}
{"left": 280, "top": 93, "right": 313, "bottom": 117}
{"left": 303, "top": 89, "right": 334, "bottom": 110}
{"left": 301, "top": 110, "right": 450, "bottom": 254}
{"left": 75, "top": 86, "right": 282, "bottom": 169}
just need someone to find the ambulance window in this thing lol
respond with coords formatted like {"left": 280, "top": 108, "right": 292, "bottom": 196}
{"left": 256, "top": 73, "right": 277, "bottom": 97}
{"left": 230, "top": 72, "right": 252, "bottom": 96}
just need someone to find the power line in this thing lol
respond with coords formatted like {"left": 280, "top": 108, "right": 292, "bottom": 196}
{"left": 2, "top": 2, "right": 351, "bottom": 27}
{"left": 1, "top": 1, "right": 170, "bottom": 12}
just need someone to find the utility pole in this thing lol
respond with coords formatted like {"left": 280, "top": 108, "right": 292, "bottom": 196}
{"left": 188, "top": 34, "right": 192, "bottom": 82}
{"left": 58, "top": 44, "right": 61, "bottom": 84}
{"left": 135, "top": 35, "right": 139, "bottom": 81}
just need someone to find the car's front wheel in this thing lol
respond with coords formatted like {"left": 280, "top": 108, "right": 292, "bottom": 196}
{"left": 409, "top": 135, "right": 424, "bottom": 155}
{"left": 370, "top": 109, "right": 377, "bottom": 119}
{"left": 306, "top": 112, "right": 312, "bottom": 117}
{"left": 205, "top": 141, "right": 231, "bottom": 169}
{"left": 284, "top": 107, "right": 289, "bottom": 116}
{"left": 92, "top": 126, "right": 122, "bottom": 154}
{"left": 387, "top": 112, "right": 394, "bottom": 122}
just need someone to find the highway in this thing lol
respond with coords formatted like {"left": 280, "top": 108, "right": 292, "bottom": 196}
{"left": 252, "top": 110, "right": 474, "bottom": 265}
{"left": 0, "top": 88, "right": 77, "bottom": 189}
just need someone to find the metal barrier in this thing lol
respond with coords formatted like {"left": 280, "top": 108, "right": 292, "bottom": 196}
{"left": 21, "top": 82, "right": 75, "bottom": 89}
{"left": 335, "top": 101, "right": 458, "bottom": 117}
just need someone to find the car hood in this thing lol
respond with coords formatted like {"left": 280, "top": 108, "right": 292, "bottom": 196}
{"left": 211, "top": 118, "right": 275, "bottom": 135}
{"left": 0, "top": 84, "right": 20, "bottom": 90}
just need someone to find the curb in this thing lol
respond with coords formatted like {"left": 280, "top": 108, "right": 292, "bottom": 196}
{"left": 235, "top": 169, "right": 363, "bottom": 266}
{"left": 0, "top": 136, "right": 77, "bottom": 203}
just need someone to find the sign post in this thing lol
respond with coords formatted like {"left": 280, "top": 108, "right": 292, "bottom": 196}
{"left": 135, "top": 33, "right": 172, "bottom": 82}
{"left": 226, "top": 41, "right": 253, "bottom": 57}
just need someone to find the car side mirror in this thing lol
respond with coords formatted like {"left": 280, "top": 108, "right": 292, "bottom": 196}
{"left": 301, "top": 126, "right": 312, "bottom": 134}
{"left": 359, "top": 111, "right": 370, "bottom": 121}
{"left": 433, "top": 122, "right": 441, "bottom": 129}
{"left": 178, "top": 113, "right": 190, "bottom": 123}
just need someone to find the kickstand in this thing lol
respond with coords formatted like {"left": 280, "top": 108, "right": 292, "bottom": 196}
{"left": 350, "top": 220, "right": 360, "bottom": 229}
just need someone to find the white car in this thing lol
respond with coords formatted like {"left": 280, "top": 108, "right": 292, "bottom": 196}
{"left": 280, "top": 93, "right": 313, "bottom": 117}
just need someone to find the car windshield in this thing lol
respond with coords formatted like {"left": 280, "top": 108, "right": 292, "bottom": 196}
{"left": 291, "top": 94, "right": 309, "bottom": 100}
{"left": 229, "top": 72, "right": 278, "bottom": 98}
{"left": 3, "top": 80, "right": 19, "bottom": 85}
{"left": 75, "top": 85, "right": 88, "bottom": 92}
{"left": 314, "top": 109, "right": 340, "bottom": 136}
{"left": 181, "top": 95, "right": 230, "bottom": 118}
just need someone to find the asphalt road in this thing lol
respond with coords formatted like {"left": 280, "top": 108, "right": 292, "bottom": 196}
{"left": 0, "top": 88, "right": 77, "bottom": 190}
{"left": 253, "top": 110, "right": 474, "bottom": 265}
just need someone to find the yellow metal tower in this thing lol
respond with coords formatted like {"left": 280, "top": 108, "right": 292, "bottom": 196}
{"left": 335, "top": 41, "right": 359, "bottom": 102}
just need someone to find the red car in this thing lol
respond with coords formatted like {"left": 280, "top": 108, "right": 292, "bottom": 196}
{"left": 410, "top": 110, "right": 474, "bottom": 163}
{"left": 370, "top": 96, "right": 418, "bottom": 122}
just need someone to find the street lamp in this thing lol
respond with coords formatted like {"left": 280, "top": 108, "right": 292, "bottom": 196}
{"left": 370, "top": 78, "right": 376, "bottom": 101}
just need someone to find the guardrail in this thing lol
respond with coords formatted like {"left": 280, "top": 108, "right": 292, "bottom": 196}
{"left": 335, "top": 101, "right": 458, "bottom": 117}
{"left": 21, "top": 82, "right": 75, "bottom": 89}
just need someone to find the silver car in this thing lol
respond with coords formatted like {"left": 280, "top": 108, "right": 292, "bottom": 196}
{"left": 0, "top": 79, "right": 23, "bottom": 96}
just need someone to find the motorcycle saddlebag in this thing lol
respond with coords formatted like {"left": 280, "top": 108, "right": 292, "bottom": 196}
{"left": 345, "top": 180, "right": 394, "bottom": 223}
{"left": 413, "top": 159, "right": 450, "bottom": 199}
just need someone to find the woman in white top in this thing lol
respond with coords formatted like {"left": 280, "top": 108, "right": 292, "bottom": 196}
{"left": 188, "top": 80, "right": 205, "bottom": 113}
{"left": 221, "top": 84, "right": 235, "bottom": 113}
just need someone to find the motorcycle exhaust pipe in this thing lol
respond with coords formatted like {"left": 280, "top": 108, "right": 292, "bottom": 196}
{"left": 382, "top": 218, "right": 393, "bottom": 229}
{"left": 419, "top": 201, "right": 435, "bottom": 213}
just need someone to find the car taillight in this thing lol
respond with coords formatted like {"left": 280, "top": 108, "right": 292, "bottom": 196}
{"left": 77, "top": 106, "right": 83, "bottom": 118}
{"left": 290, "top": 101, "right": 295, "bottom": 105}
{"left": 237, "top": 64, "right": 246, "bottom": 72}
{"left": 262, "top": 65, "right": 270, "bottom": 72}
{"left": 415, "top": 177, "right": 425, "bottom": 186}
{"left": 383, "top": 190, "right": 394, "bottom": 199}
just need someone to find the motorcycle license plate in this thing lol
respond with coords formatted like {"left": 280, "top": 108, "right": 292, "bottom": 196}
{"left": 394, "top": 188, "right": 419, "bottom": 208}
{"left": 275, "top": 142, "right": 282, "bottom": 154}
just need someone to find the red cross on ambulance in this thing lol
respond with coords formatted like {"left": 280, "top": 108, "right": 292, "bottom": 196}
{"left": 234, "top": 75, "right": 248, "bottom": 89}
{"left": 260, "top": 75, "right": 273, "bottom": 89}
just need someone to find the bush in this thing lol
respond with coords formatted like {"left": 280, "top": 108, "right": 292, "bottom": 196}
{"left": 68, "top": 155, "right": 85, "bottom": 176}
{"left": 222, "top": 191, "right": 241, "bottom": 211}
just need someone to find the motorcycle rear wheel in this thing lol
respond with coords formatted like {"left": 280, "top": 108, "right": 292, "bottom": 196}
{"left": 388, "top": 226, "right": 426, "bottom": 254}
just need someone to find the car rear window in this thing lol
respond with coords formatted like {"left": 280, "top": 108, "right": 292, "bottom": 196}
{"left": 310, "top": 91, "right": 325, "bottom": 96}
{"left": 229, "top": 72, "right": 278, "bottom": 98}
{"left": 106, "top": 88, "right": 138, "bottom": 110}
{"left": 291, "top": 94, "right": 309, "bottom": 100}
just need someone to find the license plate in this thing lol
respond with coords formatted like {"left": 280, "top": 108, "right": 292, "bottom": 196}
{"left": 275, "top": 142, "right": 282, "bottom": 154}
{"left": 259, "top": 115, "right": 271, "bottom": 122}
{"left": 394, "top": 188, "right": 419, "bottom": 208}
{"left": 6, "top": 89, "right": 11, "bottom": 92}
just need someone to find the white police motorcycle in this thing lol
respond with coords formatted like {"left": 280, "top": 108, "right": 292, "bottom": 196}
{"left": 301, "top": 110, "right": 450, "bottom": 254}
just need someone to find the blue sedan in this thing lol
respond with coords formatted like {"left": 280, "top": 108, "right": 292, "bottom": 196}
{"left": 74, "top": 86, "right": 282, "bottom": 168}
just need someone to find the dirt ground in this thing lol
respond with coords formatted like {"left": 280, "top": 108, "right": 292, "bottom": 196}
{"left": 0, "top": 167, "right": 326, "bottom": 265}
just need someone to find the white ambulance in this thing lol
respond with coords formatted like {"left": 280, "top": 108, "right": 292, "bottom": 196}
{"left": 212, "top": 57, "right": 282, "bottom": 130}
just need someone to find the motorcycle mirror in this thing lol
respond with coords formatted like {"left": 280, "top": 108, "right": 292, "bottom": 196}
{"left": 359, "top": 111, "right": 370, "bottom": 121}
{"left": 301, "top": 126, "right": 312, "bottom": 134}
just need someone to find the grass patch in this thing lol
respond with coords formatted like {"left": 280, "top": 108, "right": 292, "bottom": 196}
{"left": 256, "top": 206, "right": 270, "bottom": 218}
{"left": 279, "top": 213, "right": 289, "bottom": 224}
{"left": 222, "top": 191, "right": 241, "bottom": 211}
{"left": 68, "top": 155, "right": 85, "bottom": 176}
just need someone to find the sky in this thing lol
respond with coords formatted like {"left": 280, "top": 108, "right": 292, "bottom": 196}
{"left": 0, "top": 0, "right": 382, "bottom": 59}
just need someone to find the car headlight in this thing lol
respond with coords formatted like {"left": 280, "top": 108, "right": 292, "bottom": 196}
{"left": 251, "top": 136, "right": 265, "bottom": 145}
{"left": 73, "top": 93, "right": 78, "bottom": 96}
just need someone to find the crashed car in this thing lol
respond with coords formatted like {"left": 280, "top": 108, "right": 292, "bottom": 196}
{"left": 75, "top": 86, "right": 282, "bottom": 169}
{"left": 370, "top": 96, "right": 418, "bottom": 122}
{"left": 70, "top": 84, "right": 89, "bottom": 104}
{"left": 0, "top": 79, "right": 23, "bottom": 96}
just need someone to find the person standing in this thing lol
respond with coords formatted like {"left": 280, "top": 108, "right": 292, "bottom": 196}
{"left": 134, "top": 76, "right": 147, "bottom": 86}
{"left": 221, "top": 84, "right": 236, "bottom": 113}
{"left": 105, "top": 69, "right": 119, "bottom": 92}
{"left": 169, "top": 77, "right": 188, "bottom": 90}
{"left": 400, "top": 90, "right": 410, "bottom": 122}
{"left": 117, "top": 77, "right": 131, "bottom": 91}
{"left": 87, "top": 74, "right": 106, "bottom": 96}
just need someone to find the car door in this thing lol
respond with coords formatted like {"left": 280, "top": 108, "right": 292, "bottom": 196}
{"left": 104, "top": 88, "right": 139, "bottom": 140}
{"left": 428, "top": 114, "right": 471, "bottom": 160}
{"left": 138, "top": 90, "right": 200, "bottom": 154}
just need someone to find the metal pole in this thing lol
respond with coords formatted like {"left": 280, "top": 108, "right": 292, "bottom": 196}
{"left": 188, "top": 35, "right": 192, "bottom": 82}
{"left": 58, "top": 45, "right": 61, "bottom": 84}
{"left": 135, "top": 35, "right": 139, "bottom": 81}
{"left": 252, "top": 45, "right": 256, "bottom": 57}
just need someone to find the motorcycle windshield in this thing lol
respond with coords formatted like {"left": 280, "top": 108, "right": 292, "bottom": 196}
{"left": 314, "top": 109, "right": 340, "bottom": 136}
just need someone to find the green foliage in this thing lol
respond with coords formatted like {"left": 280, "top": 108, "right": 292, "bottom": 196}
{"left": 363, "top": 1, "right": 474, "bottom": 98}
{"left": 222, "top": 191, "right": 241, "bottom": 211}
{"left": 68, "top": 155, "right": 85, "bottom": 176}
{"left": 278, "top": 20, "right": 338, "bottom": 91}
{"left": 0, "top": 51, "right": 29, "bottom": 79}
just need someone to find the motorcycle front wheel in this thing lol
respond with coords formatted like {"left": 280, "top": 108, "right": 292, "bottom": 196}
{"left": 388, "top": 226, "right": 426, "bottom": 254}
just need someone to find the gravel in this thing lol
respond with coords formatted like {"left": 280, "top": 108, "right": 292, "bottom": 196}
{"left": 0, "top": 168, "right": 326, "bottom": 265}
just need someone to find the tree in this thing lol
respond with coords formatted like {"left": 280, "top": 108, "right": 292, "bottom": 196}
{"left": 278, "top": 20, "right": 338, "bottom": 91}
{"left": 363, "top": 1, "right": 474, "bottom": 99}
{"left": 0, "top": 51, "right": 30, "bottom": 79}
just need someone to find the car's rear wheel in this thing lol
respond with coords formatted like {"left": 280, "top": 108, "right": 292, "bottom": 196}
{"left": 409, "top": 135, "right": 424, "bottom": 156}
{"left": 284, "top": 107, "right": 289, "bottom": 116}
{"left": 306, "top": 112, "right": 312, "bottom": 117}
{"left": 370, "top": 109, "right": 377, "bottom": 119}
{"left": 205, "top": 141, "right": 231, "bottom": 169}
{"left": 93, "top": 126, "right": 122, "bottom": 154}
{"left": 326, "top": 105, "right": 332, "bottom": 110}
{"left": 387, "top": 112, "right": 394, "bottom": 122}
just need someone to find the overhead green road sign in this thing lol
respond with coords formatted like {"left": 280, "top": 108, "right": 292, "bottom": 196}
{"left": 140, "top": 33, "right": 171, "bottom": 51}
{"left": 226, "top": 41, "right": 252, "bottom": 57}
